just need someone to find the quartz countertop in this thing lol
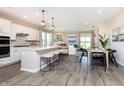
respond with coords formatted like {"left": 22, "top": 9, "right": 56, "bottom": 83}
{"left": 20, "top": 46, "right": 59, "bottom": 51}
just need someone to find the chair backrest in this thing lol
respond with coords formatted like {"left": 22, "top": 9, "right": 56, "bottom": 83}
{"left": 107, "top": 49, "right": 117, "bottom": 53}
{"left": 92, "top": 52, "right": 105, "bottom": 58}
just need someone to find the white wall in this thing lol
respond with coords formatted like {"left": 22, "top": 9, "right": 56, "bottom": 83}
{"left": 98, "top": 9, "right": 124, "bottom": 66}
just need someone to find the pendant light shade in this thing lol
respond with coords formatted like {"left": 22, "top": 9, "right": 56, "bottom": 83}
{"left": 41, "top": 10, "right": 46, "bottom": 27}
{"left": 51, "top": 17, "right": 55, "bottom": 30}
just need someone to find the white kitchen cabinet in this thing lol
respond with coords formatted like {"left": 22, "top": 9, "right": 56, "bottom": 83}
{"left": 35, "top": 29, "right": 40, "bottom": 40}
{"left": 0, "top": 18, "right": 11, "bottom": 36}
{"left": 10, "top": 48, "right": 21, "bottom": 62}
{"left": 0, "top": 48, "right": 20, "bottom": 66}
{"left": 0, "top": 18, "right": 39, "bottom": 41}
{"left": 0, "top": 57, "right": 11, "bottom": 66}
{"left": 10, "top": 23, "right": 16, "bottom": 40}
{"left": 15, "top": 24, "right": 22, "bottom": 33}
{"left": 26, "top": 28, "right": 39, "bottom": 41}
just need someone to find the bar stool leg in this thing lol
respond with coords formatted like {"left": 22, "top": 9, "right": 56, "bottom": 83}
{"left": 49, "top": 58, "right": 54, "bottom": 70}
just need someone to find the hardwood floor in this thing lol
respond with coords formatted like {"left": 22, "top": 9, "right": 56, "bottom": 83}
{"left": 0, "top": 55, "right": 124, "bottom": 86}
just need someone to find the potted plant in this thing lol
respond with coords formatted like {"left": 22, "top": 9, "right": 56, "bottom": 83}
{"left": 99, "top": 34, "right": 109, "bottom": 49}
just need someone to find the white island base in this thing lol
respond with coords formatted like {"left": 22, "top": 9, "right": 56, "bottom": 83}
{"left": 20, "top": 46, "right": 59, "bottom": 73}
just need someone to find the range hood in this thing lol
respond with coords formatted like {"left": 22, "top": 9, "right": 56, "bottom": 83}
{"left": 16, "top": 33, "right": 29, "bottom": 37}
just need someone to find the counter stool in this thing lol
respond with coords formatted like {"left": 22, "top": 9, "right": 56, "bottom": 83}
{"left": 52, "top": 50, "right": 61, "bottom": 65}
{"left": 40, "top": 53, "right": 55, "bottom": 72}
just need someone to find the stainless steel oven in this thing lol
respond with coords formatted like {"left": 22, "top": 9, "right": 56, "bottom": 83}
{"left": 0, "top": 36, "right": 10, "bottom": 58}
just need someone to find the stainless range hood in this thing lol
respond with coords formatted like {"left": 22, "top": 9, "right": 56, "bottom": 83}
{"left": 16, "top": 33, "right": 29, "bottom": 37}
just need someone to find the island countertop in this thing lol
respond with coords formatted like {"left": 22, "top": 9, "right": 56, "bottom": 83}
{"left": 20, "top": 46, "right": 59, "bottom": 52}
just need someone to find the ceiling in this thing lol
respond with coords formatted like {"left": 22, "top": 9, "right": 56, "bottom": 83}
{"left": 0, "top": 7, "right": 123, "bottom": 32}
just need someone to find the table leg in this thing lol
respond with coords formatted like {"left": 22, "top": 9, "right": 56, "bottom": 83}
{"left": 40, "top": 57, "right": 41, "bottom": 71}
{"left": 106, "top": 51, "right": 109, "bottom": 68}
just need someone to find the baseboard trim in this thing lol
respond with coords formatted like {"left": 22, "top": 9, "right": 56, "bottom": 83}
{"left": 0, "top": 61, "right": 20, "bottom": 68}
{"left": 117, "top": 62, "right": 124, "bottom": 67}
{"left": 21, "top": 64, "right": 48, "bottom": 73}
{"left": 21, "top": 68, "right": 40, "bottom": 73}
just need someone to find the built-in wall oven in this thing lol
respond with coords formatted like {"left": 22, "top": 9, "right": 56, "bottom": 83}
{"left": 0, "top": 36, "right": 10, "bottom": 58}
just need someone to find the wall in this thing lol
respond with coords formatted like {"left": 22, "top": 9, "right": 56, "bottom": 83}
{"left": 52, "top": 32, "right": 64, "bottom": 42}
{"left": 53, "top": 32, "right": 80, "bottom": 46}
{"left": 98, "top": 9, "right": 124, "bottom": 66}
{"left": 53, "top": 31, "right": 94, "bottom": 48}
{"left": 97, "top": 23, "right": 111, "bottom": 48}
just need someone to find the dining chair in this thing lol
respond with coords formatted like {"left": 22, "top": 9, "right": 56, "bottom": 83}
{"left": 107, "top": 49, "right": 118, "bottom": 67}
{"left": 91, "top": 52, "right": 106, "bottom": 71}
{"left": 79, "top": 48, "right": 88, "bottom": 63}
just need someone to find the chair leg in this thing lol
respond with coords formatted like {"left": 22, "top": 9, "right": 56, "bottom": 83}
{"left": 91, "top": 61, "right": 94, "bottom": 70}
{"left": 110, "top": 53, "right": 118, "bottom": 68}
{"left": 112, "top": 57, "right": 118, "bottom": 67}
{"left": 90, "top": 54, "right": 94, "bottom": 70}
{"left": 79, "top": 53, "right": 84, "bottom": 63}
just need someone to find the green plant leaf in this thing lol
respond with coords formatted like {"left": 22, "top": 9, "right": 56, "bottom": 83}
{"left": 99, "top": 34, "right": 103, "bottom": 39}
{"left": 99, "top": 34, "right": 109, "bottom": 48}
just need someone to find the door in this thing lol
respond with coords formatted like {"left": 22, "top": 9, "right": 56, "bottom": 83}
{"left": 80, "top": 33, "right": 92, "bottom": 49}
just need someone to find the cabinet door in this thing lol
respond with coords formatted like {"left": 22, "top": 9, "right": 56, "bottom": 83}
{"left": 15, "top": 24, "right": 22, "bottom": 33}
{"left": 10, "top": 48, "right": 20, "bottom": 62}
{"left": 35, "top": 29, "right": 40, "bottom": 40}
{"left": 10, "top": 23, "right": 16, "bottom": 40}
{"left": 26, "top": 27, "right": 32, "bottom": 40}
{"left": 0, "top": 18, "right": 11, "bottom": 35}
{"left": 31, "top": 29, "right": 36, "bottom": 40}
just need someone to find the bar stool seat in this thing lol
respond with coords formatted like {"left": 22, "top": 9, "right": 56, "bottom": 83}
{"left": 50, "top": 50, "right": 61, "bottom": 65}
{"left": 40, "top": 53, "right": 54, "bottom": 72}
{"left": 41, "top": 53, "right": 54, "bottom": 58}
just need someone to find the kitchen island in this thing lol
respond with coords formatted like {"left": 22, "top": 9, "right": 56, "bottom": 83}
{"left": 20, "top": 46, "right": 59, "bottom": 73}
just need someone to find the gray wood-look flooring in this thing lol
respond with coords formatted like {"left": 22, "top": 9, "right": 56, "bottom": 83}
{"left": 0, "top": 55, "right": 124, "bottom": 86}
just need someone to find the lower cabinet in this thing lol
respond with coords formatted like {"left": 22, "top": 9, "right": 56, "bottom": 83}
{"left": 0, "top": 48, "right": 21, "bottom": 66}
{"left": 10, "top": 48, "right": 21, "bottom": 62}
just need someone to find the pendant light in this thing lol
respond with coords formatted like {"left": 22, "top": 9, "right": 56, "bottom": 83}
{"left": 41, "top": 10, "right": 46, "bottom": 27}
{"left": 51, "top": 17, "right": 55, "bottom": 30}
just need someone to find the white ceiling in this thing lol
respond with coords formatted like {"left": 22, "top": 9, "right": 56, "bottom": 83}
{"left": 0, "top": 7, "right": 123, "bottom": 32}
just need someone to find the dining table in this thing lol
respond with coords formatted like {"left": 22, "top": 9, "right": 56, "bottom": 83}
{"left": 88, "top": 48, "right": 109, "bottom": 68}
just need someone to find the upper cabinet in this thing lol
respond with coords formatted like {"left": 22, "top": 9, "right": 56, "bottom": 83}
{"left": 11, "top": 23, "right": 16, "bottom": 40}
{"left": 0, "top": 18, "right": 11, "bottom": 36}
{"left": 0, "top": 18, "right": 40, "bottom": 41}
{"left": 26, "top": 28, "right": 39, "bottom": 41}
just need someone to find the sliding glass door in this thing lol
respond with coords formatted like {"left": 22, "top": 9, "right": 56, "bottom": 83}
{"left": 80, "top": 33, "right": 92, "bottom": 49}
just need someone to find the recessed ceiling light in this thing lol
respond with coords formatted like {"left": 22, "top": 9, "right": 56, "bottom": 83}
{"left": 36, "top": 12, "right": 40, "bottom": 16}
{"left": 85, "top": 22, "right": 89, "bottom": 25}
{"left": 24, "top": 16, "right": 28, "bottom": 19}
{"left": 97, "top": 9, "right": 102, "bottom": 14}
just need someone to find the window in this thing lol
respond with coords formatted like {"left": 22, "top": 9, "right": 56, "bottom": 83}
{"left": 80, "top": 33, "right": 91, "bottom": 49}
{"left": 47, "top": 33, "right": 52, "bottom": 46}
{"left": 41, "top": 31, "right": 52, "bottom": 47}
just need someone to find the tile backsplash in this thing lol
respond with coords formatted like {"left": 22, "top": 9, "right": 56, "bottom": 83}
{"left": 11, "top": 36, "right": 40, "bottom": 47}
